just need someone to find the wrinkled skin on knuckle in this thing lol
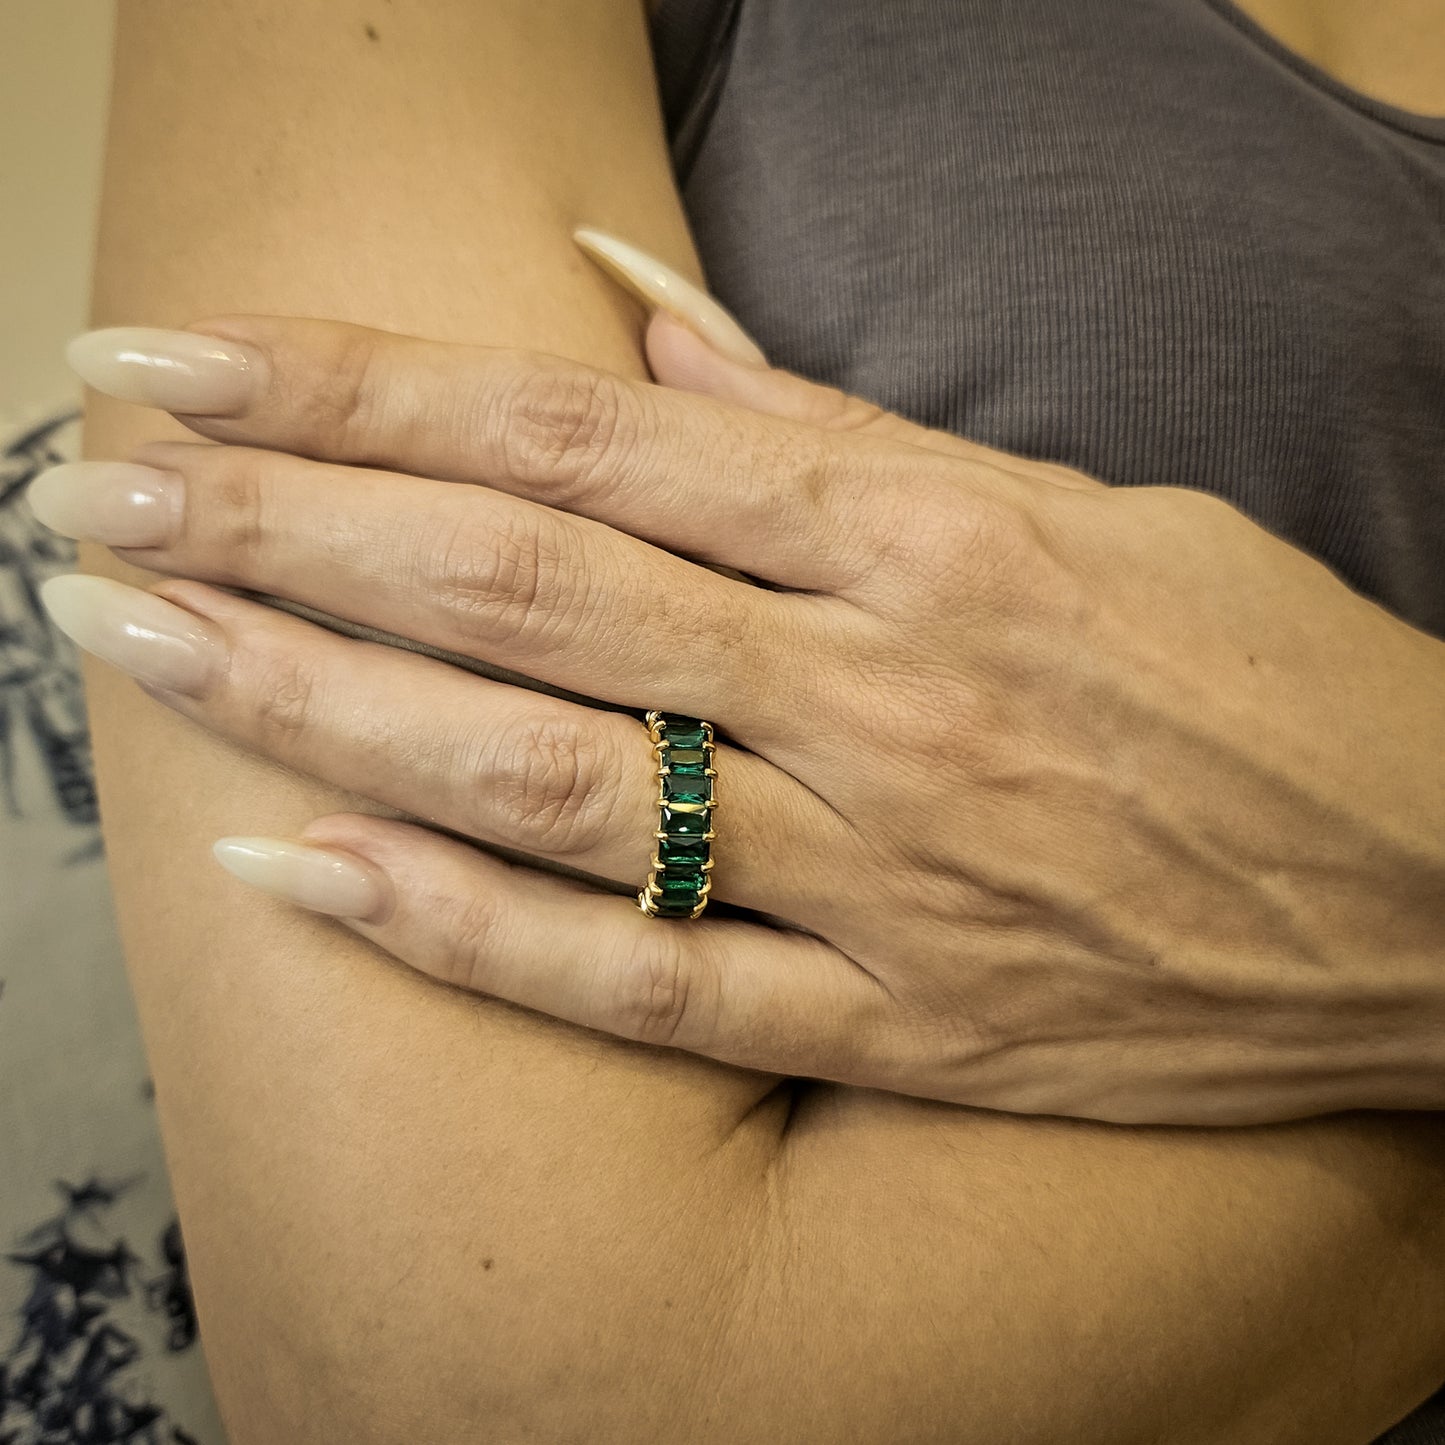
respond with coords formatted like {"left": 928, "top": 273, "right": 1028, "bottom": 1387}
{"left": 614, "top": 931, "right": 694, "bottom": 1048}
{"left": 766, "top": 426, "right": 838, "bottom": 513}
{"left": 245, "top": 646, "right": 324, "bottom": 749}
{"left": 318, "top": 329, "right": 492, "bottom": 462}
{"left": 861, "top": 480, "right": 1086, "bottom": 777}
{"left": 431, "top": 882, "right": 508, "bottom": 996}
{"left": 769, "top": 428, "right": 904, "bottom": 573}
{"left": 497, "top": 362, "right": 638, "bottom": 503}
{"left": 294, "top": 326, "right": 396, "bottom": 455}
{"left": 820, "top": 453, "right": 969, "bottom": 593}
{"left": 898, "top": 478, "right": 1046, "bottom": 616}
{"left": 204, "top": 448, "right": 279, "bottom": 568}
{"left": 429, "top": 505, "right": 579, "bottom": 649}
{"left": 488, "top": 718, "right": 620, "bottom": 858}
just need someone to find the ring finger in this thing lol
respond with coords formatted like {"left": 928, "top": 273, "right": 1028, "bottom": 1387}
{"left": 39, "top": 572, "right": 858, "bottom": 931}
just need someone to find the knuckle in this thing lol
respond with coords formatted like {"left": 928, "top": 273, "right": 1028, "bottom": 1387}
{"left": 846, "top": 990, "right": 920, "bottom": 1080}
{"left": 309, "top": 328, "right": 389, "bottom": 450}
{"left": 614, "top": 933, "right": 693, "bottom": 1047}
{"left": 488, "top": 719, "right": 617, "bottom": 857}
{"left": 759, "top": 425, "right": 838, "bottom": 512}
{"left": 207, "top": 449, "right": 276, "bottom": 563}
{"left": 498, "top": 363, "right": 636, "bottom": 500}
{"left": 429, "top": 505, "right": 580, "bottom": 648}
{"left": 433, "top": 883, "right": 507, "bottom": 995}
{"left": 757, "top": 429, "right": 921, "bottom": 588}
{"left": 808, "top": 384, "right": 890, "bottom": 436}
{"left": 246, "top": 648, "right": 322, "bottom": 746}
{"left": 909, "top": 477, "right": 1041, "bottom": 605}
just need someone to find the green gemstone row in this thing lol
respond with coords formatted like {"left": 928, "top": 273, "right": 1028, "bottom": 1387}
{"left": 647, "top": 713, "right": 714, "bottom": 918}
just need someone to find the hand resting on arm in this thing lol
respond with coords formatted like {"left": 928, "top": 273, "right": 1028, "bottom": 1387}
{"left": 60, "top": 2, "right": 1445, "bottom": 1440}
{"left": 41, "top": 285, "right": 1445, "bottom": 1126}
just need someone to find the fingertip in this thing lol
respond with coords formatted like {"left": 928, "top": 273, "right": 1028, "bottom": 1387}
{"left": 643, "top": 308, "right": 740, "bottom": 393}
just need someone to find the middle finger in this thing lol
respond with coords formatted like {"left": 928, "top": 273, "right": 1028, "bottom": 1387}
{"left": 34, "top": 444, "right": 848, "bottom": 751}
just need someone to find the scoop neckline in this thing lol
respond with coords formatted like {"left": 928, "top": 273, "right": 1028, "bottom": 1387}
{"left": 1202, "top": 0, "right": 1445, "bottom": 143}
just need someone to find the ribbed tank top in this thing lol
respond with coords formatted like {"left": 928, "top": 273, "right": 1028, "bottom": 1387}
{"left": 649, "top": 0, "right": 1445, "bottom": 641}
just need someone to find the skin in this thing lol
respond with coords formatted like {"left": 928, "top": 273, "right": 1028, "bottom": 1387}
{"left": 46, "top": 308, "right": 1445, "bottom": 1125}
{"left": 72, "top": 2, "right": 1445, "bottom": 1441}
{"left": 1229, "top": 0, "right": 1445, "bottom": 116}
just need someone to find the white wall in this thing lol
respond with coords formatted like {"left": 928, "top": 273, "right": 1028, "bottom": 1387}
{"left": 0, "top": 1, "right": 116, "bottom": 422}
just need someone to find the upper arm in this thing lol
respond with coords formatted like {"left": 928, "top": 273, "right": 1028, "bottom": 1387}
{"left": 86, "top": 3, "right": 788, "bottom": 1438}
{"left": 83, "top": 5, "right": 1445, "bottom": 1443}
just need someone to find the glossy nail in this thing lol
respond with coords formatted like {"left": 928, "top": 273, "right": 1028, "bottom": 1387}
{"left": 572, "top": 227, "right": 768, "bottom": 368}
{"left": 27, "top": 461, "right": 183, "bottom": 547}
{"left": 212, "top": 836, "right": 388, "bottom": 919}
{"left": 66, "top": 327, "right": 266, "bottom": 415}
{"left": 39, "top": 574, "right": 219, "bottom": 695}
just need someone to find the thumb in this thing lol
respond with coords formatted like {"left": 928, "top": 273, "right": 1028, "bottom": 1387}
{"left": 573, "top": 226, "right": 1103, "bottom": 490}
{"left": 573, "top": 224, "right": 927, "bottom": 436}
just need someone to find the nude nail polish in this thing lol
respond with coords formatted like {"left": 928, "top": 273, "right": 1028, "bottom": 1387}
{"left": 572, "top": 227, "right": 768, "bottom": 368}
{"left": 212, "top": 836, "right": 388, "bottom": 919}
{"left": 39, "top": 574, "right": 219, "bottom": 695}
{"left": 66, "top": 327, "right": 266, "bottom": 415}
{"left": 27, "top": 461, "right": 183, "bottom": 548}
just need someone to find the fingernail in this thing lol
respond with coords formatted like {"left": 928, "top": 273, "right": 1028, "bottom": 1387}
{"left": 27, "top": 461, "right": 183, "bottom": 548}
{"left": 39, "top": 574, "right": 220, "bottom": 695}
{"left": 572, "top": 227, "right": 768, "bottom": 368}
{"left": 212, "top": 836, "right": 388, "bottom": 919}
{"left": 66, "top": 327, "right": 266, "bottom": 415}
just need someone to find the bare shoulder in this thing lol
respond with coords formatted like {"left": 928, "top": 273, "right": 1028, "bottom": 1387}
{"left": 1228, "top": 0, "right": 1445, "bottom": 114}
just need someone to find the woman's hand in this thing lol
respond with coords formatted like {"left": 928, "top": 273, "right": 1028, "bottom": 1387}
{"left": 34, "top": 270, "right": 1445, "bottom": 1124}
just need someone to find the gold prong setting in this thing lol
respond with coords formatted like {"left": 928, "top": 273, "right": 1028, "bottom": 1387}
{"left": 638, "top": 711, "right": 716, "bottom": 919}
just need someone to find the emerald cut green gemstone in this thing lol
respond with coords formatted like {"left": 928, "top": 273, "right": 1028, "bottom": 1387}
{"left": 646, "top": 714, "right": 714, "bottom": 918}
{"left": 659, "top": 869, "right": 705, "bottom": 898}
{"left": 659, "top": 715, "right": 706, "bottom": 749}
{"left": 663, "top": 772, "right": 711, "bottom": 806}
{"left": 661, "top": 806, "right": 707, "bottom": 837}
{"left": 658, "top": 835, "right": 708, "bottom": 867}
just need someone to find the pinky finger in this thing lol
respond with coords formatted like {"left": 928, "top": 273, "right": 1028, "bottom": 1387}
{"left": 211, "top": 814, "right": 891, "bottom": 1082}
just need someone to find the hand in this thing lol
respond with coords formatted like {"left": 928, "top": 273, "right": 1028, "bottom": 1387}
{"left": 35, "top": 266, "right": 1445, "bottom": 1124}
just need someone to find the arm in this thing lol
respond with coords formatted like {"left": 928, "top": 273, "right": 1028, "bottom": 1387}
{"left": 85, "top": 4, "right": 786, "bottom": 1438}
{"left": 82, "top": 3, "right": 1445, "bottom": 1441}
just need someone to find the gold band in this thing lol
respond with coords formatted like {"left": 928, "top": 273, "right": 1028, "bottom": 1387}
{"left": 637, "top": 711, "right": 716, "bottom": 920}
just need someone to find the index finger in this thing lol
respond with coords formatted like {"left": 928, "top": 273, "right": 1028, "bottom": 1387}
{"left": 67, "top": 319, "right": 914, "bottom": 595}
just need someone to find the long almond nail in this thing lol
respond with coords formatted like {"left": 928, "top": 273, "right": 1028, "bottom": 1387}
{"left": 212, "top": 836, "right": 389, "bottom": 919}
{"left": 572, "top": 227, "right": 767, "bottom": 368}
{"left": 28, "top": 461, "right": 183, "bottom": 547}
{"left": 39, "top": 574, "right": 219, "bottom": 695}
{"left": 66, "top": 327, "right": 266, "bottom": 415}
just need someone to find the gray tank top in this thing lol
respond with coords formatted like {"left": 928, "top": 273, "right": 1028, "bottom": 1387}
{"left": 650, "top": 0, "right": 1445, "bottom": 640}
